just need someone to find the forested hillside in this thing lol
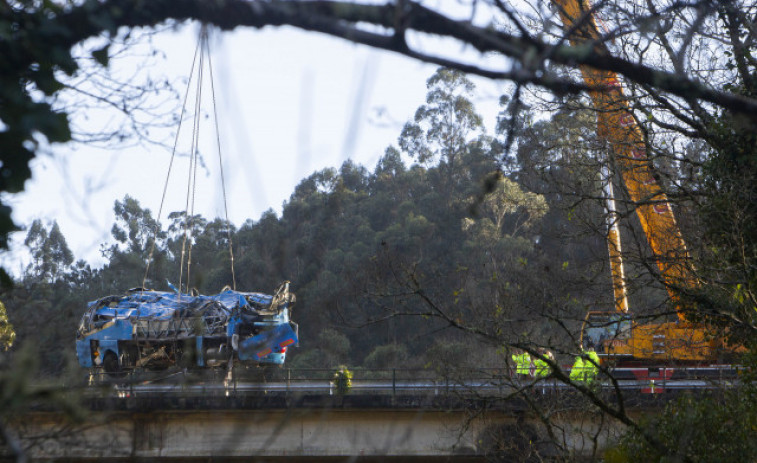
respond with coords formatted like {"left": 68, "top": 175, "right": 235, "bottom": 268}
{"left": 1, "top": 69, "right": 615, "bottom": 376}
{"left": 2, "top": 0, "right": 757, "bottom": 459}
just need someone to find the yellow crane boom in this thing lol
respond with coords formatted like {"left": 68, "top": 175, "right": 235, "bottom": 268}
{"left": 553, "top": 0, "right": 733, "bottom": 362}
{"left": 553, "top": 0, "right": 694, "bottom": 318}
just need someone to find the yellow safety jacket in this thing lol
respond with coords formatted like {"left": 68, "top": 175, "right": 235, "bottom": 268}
{"left": 513, "top": 352, "right": 532, "bottom": 375}
{"left": 534, "top": 358, "right": 550, "bottom": 377}
{"left": 569, "top": 356, "right": 585, "bottom": 381}
{"left": 570, "top": 350, "right": 600, "bottom": 383}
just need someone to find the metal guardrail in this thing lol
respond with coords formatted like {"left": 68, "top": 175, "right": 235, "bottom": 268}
{"left": 83, "top": 365, "right": 745, "bottom": 398}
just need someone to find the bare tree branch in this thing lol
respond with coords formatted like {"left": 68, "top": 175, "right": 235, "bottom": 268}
{"left": 33, "top": 0, "right": 757, "bottom": 118}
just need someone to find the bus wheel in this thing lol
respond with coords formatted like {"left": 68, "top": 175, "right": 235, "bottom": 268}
{"left": 103, "top": 352, "right": 123, "bottom": 378}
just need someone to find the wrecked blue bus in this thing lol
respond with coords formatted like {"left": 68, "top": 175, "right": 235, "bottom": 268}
{"left": 76, "top": 281, "right": 298, "bottom": 375}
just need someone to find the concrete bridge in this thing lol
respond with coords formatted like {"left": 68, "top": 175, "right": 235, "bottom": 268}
{"left": 3, "top": 372, "right": 713, "bottom": 462}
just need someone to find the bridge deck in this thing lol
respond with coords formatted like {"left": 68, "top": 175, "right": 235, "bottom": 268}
{"left": 2, "top": 368, "right": 739, "bottom": 462}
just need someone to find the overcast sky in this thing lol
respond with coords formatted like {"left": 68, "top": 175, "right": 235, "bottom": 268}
{"left": 2, "top": 16, "right": 509, "bottom": 276}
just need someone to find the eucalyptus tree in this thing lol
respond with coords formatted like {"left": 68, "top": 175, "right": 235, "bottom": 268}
{"left": 99, "top": 196, "right": 167, "bottom": 291}
{"left": 23, "top": 220, "right": 74, "bottom": 285}
{"left": 399, "top": 68, "right": 485, "bottom": 199}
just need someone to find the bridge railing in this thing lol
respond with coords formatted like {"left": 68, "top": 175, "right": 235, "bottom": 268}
{"left": 83, "top": 364, "right": 744, "bottom": 398}
{"left": 85, "top": 366, "right": 518, "bottom": 397}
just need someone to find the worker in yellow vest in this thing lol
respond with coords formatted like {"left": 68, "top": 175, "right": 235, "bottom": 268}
{"left": 570, "top": 343, "right": 600, "bottom": 384}
{"left": 512, "top": 349, "right": 533, "bottom": 377}
{"left": 534, "top": 348, "right": 554, "bottom": 378}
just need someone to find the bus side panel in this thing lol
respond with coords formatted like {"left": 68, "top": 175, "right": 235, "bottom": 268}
{"left": 76, "top": 320, "right": 133, "bottom": 366}
{"left": 76, "top": 339, "right": 93, "bottom": 368}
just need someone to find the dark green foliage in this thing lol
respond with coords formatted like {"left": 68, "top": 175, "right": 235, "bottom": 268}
{"left": 698, "top": 101, "right": 757, "bottom": 346}
{"left": 616, "top": 356, "right": 757, "bottom": 463}
{"left": 363, "top": 344, "right": 408, "bottom": 370}
{"left": 687, "top": 30, "right": 757, "bottom": 347}
{"left": 0, "top": 1, "right": 77, "bottom": 255}
{"left": 288, "top": 328, "right": 351, "bottom": 369}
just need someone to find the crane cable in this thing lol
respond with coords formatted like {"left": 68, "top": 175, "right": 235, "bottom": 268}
{"left": 178, "top": 32, "right": 204, "bottom": 295}
{"left": 205, "top": 31, "right": 237, "bottom": 291}
{"left": 143, "top": 25, "right": 237, "bottom": 293}
{"left": 142, "top": 36, "right": 201, "bottom": 291}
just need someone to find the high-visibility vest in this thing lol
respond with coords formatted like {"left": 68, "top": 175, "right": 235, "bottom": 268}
{"left": 570, "top": 351, "right": 600, "bottom": 382}
{"left": 570, "top": 356, "right": 586, "bottom": 381}
{"left": 534, "top": 358, "right": 550, "bottom": 377}
{"left": 513, "top": 352, "right": 531, "bottom": 375}
{"left": 584, "top": 350, "right": 600, "bottom": 381}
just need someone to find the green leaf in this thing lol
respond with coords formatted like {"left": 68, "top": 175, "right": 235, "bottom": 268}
{"left": 0, "top": 268, "right": 13, "bottom": 290}
{"left": 92, "top": 44, "right": 109, "bottom": 67}
{"left": 33, "top": 67, "right": 64, "bottom": 95}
